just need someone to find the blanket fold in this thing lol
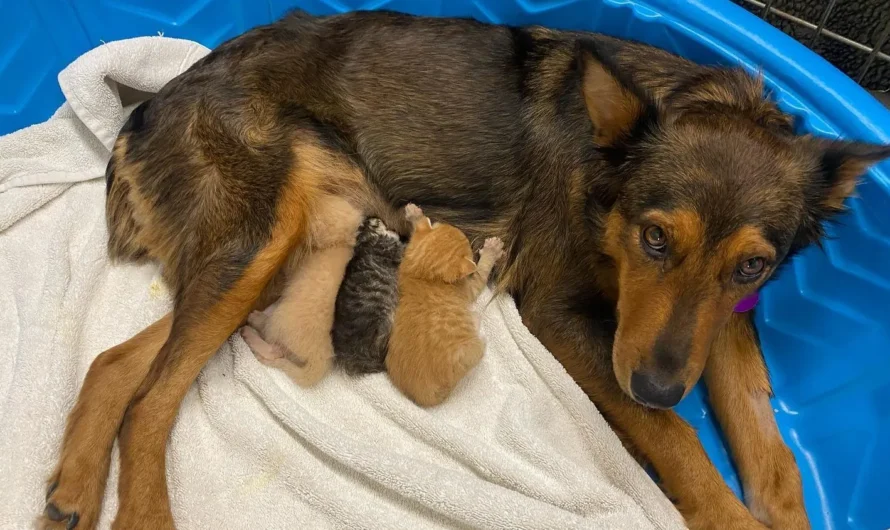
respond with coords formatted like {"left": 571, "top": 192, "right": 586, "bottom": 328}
{"left": 0, "top": 37, "right": 684, "bottom": 530}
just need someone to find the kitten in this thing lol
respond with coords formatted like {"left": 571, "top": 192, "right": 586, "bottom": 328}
{"left": 240, "top": 196, "right": 362, "bottom": 386}
{"left": 386, "top": 204, "right": 504, "bottom": 407}
{"left": 332, "top": 217, "right": 405, "bottom": 375}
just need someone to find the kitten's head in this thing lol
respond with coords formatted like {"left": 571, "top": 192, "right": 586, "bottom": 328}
{"left": 358, "top": 217, "right": 402, "bottom": 243}
{"left": 401, "top": 220, "right": 476, "bottom": 283}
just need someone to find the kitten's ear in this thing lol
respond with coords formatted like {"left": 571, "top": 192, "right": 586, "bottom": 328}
{"left": 577, "top": 39, "right": 654, "bottom": 146}
{"left": 410, "top": 216, "right": 431, "bottom": 234}
{"left": 439, "top": 258, "right": 477, "bottom": 284}
{"left": 401, "top": 248, "right": 476, "bottom": 283}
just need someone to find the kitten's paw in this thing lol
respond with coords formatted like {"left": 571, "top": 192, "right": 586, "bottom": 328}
{"left": 247, "top": 310, "right": 268, "bottom": 332}
{"left": 404, "top": 203, "right": 424, "bottom": 222}
{"left": 241, "top": 326, "right": 284, "bottom": 362}
{"left": 481, "top": 237, "right": 505, "bottom": 261}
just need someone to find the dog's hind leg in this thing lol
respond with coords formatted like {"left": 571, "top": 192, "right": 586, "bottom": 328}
{"left": 705, "top": 314, "right": 808, "bottom": 529}
{"left": 40, "top": 314, "right": 172, "bottom": 530}
{"left": 111, "top": 179, "right": 312, "bottom": 529}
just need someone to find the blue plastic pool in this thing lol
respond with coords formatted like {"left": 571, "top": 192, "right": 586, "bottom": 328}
{"left": 3, "top": 1, "right": 889, "bottom": 529}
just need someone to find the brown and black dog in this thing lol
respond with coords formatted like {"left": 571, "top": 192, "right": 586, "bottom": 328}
{"left": 41, "top": 9, "right": 890, "bottom": 530}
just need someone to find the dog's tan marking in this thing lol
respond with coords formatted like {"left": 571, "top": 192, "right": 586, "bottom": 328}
{"left": 105, "top": 136, "right": 159, "bottom": 264}
{"left": 720, "top": 226, "right": 776, "bottom": 270}
{"left": 109, "top": 137, "right": 182, "bottom": 280}
{"left": 706, "top": 314, "right": 808, "bottom": 529}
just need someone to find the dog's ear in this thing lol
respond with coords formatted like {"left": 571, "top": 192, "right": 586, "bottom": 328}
{"left": 796, "top": 139, "right": 890, "bottom": 245}
{"left": 812, "top": 140, "right": 890, "bottom": 211}
{"left": 577, "top": 40, "right": 653, "bottom": 146}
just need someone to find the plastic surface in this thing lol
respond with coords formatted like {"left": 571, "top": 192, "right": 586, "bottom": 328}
{"left": 3, "top": 1, "right": 889, "bottom": 529}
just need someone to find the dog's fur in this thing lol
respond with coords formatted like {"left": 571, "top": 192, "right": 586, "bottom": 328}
{"left": 386, "top": 204, "right": 503, "bottom": 406}
{"left": 41, "top": 10, "right": 890, "bottom": 530}
{"left": 241, "top": 195, "right": 363, "bottom": 386}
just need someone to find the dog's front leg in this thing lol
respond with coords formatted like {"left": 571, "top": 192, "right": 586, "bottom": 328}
{"left": 705, "top": 313, "right": 809, "bottom": 530}
{"left": 528, "top": 312, "right": 766, "bottom": 530}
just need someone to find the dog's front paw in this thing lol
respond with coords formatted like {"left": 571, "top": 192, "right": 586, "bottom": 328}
{"left": 481, "top": 237, "right": 505, "bottom": 261}
{"left": 746, "top": 488, "right": 809, "bottom": 530}
{"left": 684, "top": 497, "right": 769, "bottom": 530}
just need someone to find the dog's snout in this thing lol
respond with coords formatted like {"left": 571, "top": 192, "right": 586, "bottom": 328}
{"left": 630, "top": 370, "right": 685, "bottom": 409}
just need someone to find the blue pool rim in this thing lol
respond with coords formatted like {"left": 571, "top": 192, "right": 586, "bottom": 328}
{"left": 3, "top": 1, "right": 889, "bottom": 529}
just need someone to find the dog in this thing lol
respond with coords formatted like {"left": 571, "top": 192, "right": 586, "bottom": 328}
{"left": 41, "top": 9, "right": 890, "bottom": 530}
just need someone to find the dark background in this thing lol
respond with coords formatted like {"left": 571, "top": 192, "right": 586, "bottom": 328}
{"left": 732, "top": 0, "right": 890, "bottom": 106}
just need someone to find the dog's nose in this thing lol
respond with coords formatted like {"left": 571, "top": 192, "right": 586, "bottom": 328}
{"left": 630, "top": 370, "right": 685, "bottom": 409}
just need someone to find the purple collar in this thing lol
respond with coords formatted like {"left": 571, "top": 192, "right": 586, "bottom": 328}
{"left": 734, "top": 292, "right": 760, "bottom": 313}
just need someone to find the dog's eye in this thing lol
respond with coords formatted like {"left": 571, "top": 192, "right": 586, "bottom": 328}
{"left": 736, "top": 257, "right": 765, "bottom": 281}
{"left": 642, "top": 225, "right": 667, "bottom": 256}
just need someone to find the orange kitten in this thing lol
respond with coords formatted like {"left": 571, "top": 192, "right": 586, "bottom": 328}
{"left": 241, "top": 196, "right": 362, "bottom": 386}
{"left": 386, "top": 204, "right": 504, "bottom": 406}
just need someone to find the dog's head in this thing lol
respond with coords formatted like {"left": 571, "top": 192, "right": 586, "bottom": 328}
{"left": 578, "top": 41, "right": 890, "bottom": 409}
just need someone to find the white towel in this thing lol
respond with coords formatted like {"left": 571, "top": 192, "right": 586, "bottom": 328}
{"left": 0, "top": 37, "right": 686, "bottom": 530}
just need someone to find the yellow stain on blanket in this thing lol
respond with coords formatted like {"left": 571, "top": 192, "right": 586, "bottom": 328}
{"left": 240, "top": 451, "right": 286, "bottom": 494}
{"left": 148, "top": 277, "right": 168, "bottom": 300}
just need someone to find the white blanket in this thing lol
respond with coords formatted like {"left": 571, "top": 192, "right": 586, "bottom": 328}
{"left": 0, "top": 37, "right": 685, "bottom": 530}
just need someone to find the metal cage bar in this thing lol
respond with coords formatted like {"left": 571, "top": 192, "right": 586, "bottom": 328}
{"left": 859, "top": 17, "right": 890, "bottom": 82}
{"left": 808, "top": 0, "right": 837, "bottom": 46}
{"left": 739, "top": 0, "right": 890, "bottom": 88}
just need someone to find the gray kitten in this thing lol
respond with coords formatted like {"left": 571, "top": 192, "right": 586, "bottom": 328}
{"left": 333, "top": 217, "right": 405, "bottom": 375}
